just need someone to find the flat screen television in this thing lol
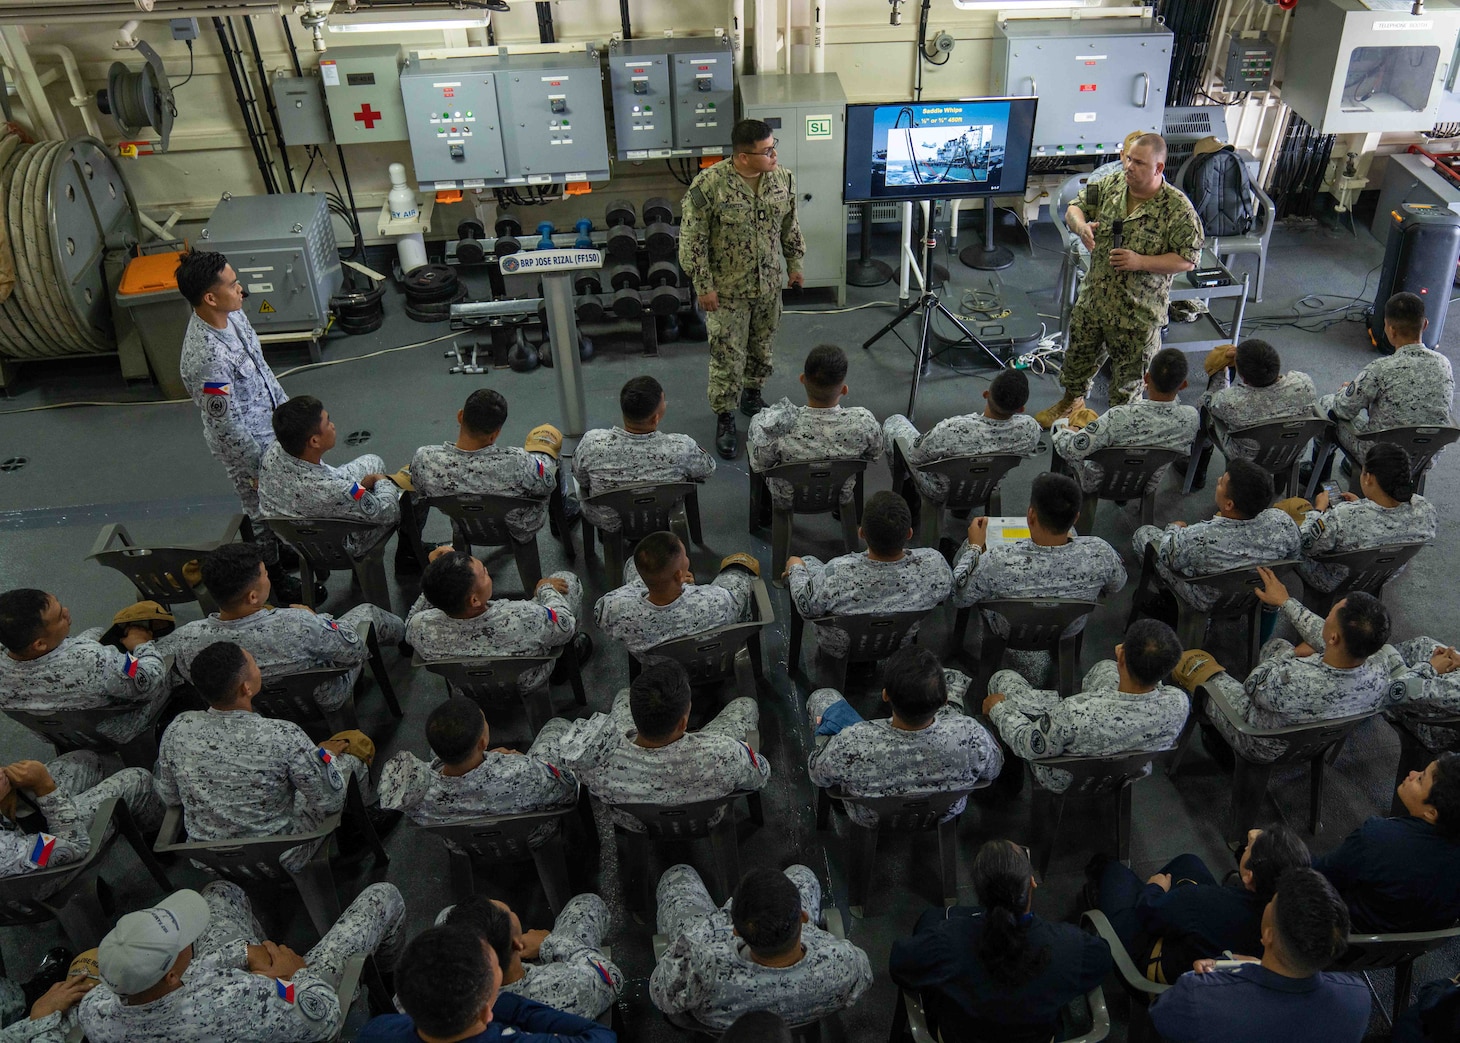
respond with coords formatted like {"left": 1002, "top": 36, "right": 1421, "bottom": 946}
{"left": 843, "top": 97, "right": 1039, "bottom": 203}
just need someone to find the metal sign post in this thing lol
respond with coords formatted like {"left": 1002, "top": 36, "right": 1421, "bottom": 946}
{"left": 497, "top": 248, "right": 602, "bottom": 437}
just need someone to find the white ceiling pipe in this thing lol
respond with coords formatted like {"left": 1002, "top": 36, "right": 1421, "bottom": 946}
{"left": 30, "top": 44, "right": 104, "bottom": 140}
{"left": 0, "top": 4, "right": 280, "bottom": 24}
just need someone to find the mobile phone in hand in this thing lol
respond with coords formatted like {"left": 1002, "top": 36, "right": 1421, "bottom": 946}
{"left": 1321, "top": 480, "right": 1341, "bottom": 504}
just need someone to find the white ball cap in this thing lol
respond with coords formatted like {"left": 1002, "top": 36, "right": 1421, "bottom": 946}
{"left": 97, "top": 888, "right": 211, "bottom": 996}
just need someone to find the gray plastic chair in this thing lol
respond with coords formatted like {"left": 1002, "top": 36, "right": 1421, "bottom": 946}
{"left": 0, "top": 798, "right": 172, "bottom": 951}
{"left": 1081, "top": 909, "right": 1166, "bottom": 1043}
{"left": 88, "top": 513, "right": 244, "bottom": 614}
{"left": 1335, "top": 922, "right": 1460, "bottom": 1023}
{"left": 152, "top": 775, "right": 385, "bottom": 939}
{"left": 891, "top": 982, "right": 1110, "bottom": 1043}
{"left": 788, "top": 602, "right": 935, "bottom": 692}
{"left": 1063, "top": 446, "right": 1185, "bottom": 535}
{"left": 415, "top": 797, "right": 579, "bottom": 914}
{"left": 893, "top": 435, "right": 1025, "bottom": 547}
{"left": 5, "top": 655, "right": 175, "bottom": 770}
{"left": 1301, "top": 541, "right": 1427, "bottom": 615}
{"left": 1181, "top": 682, "right": 1379, "bottom": 845}
{"left": 413, "top": 646, "right": 586, "bottom": 735}
{"left": 952, "top": 597, "right": 1098, "bottom": 700}
{"left": 1186, "top": 414, "right": 1329, "bottom": 497}
{"left": 404, "top": 489, "right": 576, "bottom": 592}
{"left": 581, "top": 481, "right": 703, "bottom": 581}
{"left": 816, "top": 783, "right": 989, "bottom": 917}
{"left": 633, "top": 578, "right": 774, "bottom": 701}
{"left": 1306, "top": 423, "right": 1460, "bottom": 500}
{"left": 1174, "top": 150, "right": 1277, "bottom": 302}
{"left": 246, "top": 619, "right": 401, "bottom": 739}
{"left": 748, "top": 459, "right": 866, "bottom": 581}
{"left": 611, "top": 790, "right": 762, "bottom": 914}
{"left": 265, "top": 516, "right": 394, "bottom": 613}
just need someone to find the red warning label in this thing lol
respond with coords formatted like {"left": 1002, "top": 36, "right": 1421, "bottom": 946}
{"left": 1079, "top": 84, "right": 1097, "bottom": 92}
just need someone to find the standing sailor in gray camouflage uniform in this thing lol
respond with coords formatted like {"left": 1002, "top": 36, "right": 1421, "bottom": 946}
{"left": 258, "top": 396, "right": 402, "bottom": 558}
{"left": 786, "top": 492, "right": 952, "bottom": 660}
{"left": 1317, "top": 291, "right": 1455, "bottom": 474}
{"left": 79, "top": 880, "right": 404, "bottom": 1043}
{"left": 807, "top": 647, "right": 1002, "bottom": 827}
{"left": 983, "top": 619, "right": 1188, "bottom": 793}
{"left": 1132, "top": 458, "right": 1300, "bottom": 613}
{"left": 0, "top": 753, "right": 161, "bottom": 883}
{"left": 1036, "top": 134, "right": 1203, "bottom": 427}
{"left": 595, "top": 533, "right": 759, "bottom": 658}
{"left": 650, "top": 864, "right": 872, "bottom": 1029}
{"left": 951, "top": 473, "right": 1125, "bottom": 648}
{"left": 1296, "top": 442, "right": 1435, "bottom": 594}
{"left": 1197, "top": 338, "right": 1318, "bottom": 479}
{"left": 545, "top": 660, "right": 768, "bottom": 833}
{"left": 175, "top": 250, "right": 293, "bottom": 589}
{"left": 0, "top": 588, "right": 170, "bottom": 745}
{"left": 747, "top": 344, "right": 881, "bottom": 513}
{"left": 437, "top": 894, "right": 622, "bottom": 1021}
{"left": 405, "top": 545, "right": 586, "bottom": 696}
{"left": 1197, "top": 568, "right": 1394, "bottom": 763}
{"left": 155, "top": 643, "right": 370, "bottom": 874}
{"left": 157, "top": 543, "right": 403, "bottom": 715}
{"left": 1052, "top": 347, "right": 1199, "bottom": 493}
{"left": 883, "top": 368, "right": 1041, "bottom": 506}
{"left": 680, "top": 118, "right": 806, "bottom": 460}
{"left": 410, "top": 388, "right": 562, "bottom": 545}
{"left": 572, "top": 376, "right": 715, "bottom": 534}
{"left": 379, "top": 696, "right": 577, "bottom": 846}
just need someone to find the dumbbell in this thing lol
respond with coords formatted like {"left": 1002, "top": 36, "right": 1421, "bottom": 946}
{"left": 647, "top": 260, "right": 680, "bottom": 315}
{"left": 608, "top": 261, "right": 643, "bottom": 318}
{"left": 455, "top": 220, "right": 487, "bottom": 265}
{"left": 575, "top": 272, "right": 605, "bottom": 321}
{"left": 643, "top": 196, "right": 676, "bottom": 259}
{"left": 605, "top": 199, "right": 638, "bottom": 262}
{"left": 573, "top": 218, "right": 594, "bottom": 249}
{"left": 494, "top": 213, "right": 522, "bottom": 257}
{"left": 536, "top": 222, "right": 556, "bottom": 250}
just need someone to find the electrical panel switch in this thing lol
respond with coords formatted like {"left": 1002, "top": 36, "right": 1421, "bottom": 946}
{"left": 608, "top": 35, "right": 733, "bottom": 160}
{"left": 1223, "top": 31, "right": 1277, "bottom": 92}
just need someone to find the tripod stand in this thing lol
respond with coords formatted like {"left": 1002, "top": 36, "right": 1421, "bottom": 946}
{"left": 862, "top": 205, "right": 1004, "bottom": 421}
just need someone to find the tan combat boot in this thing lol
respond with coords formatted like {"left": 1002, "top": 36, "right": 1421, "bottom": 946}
{"left": 1034, "top": 394, "right": 1083, "bottom": 430}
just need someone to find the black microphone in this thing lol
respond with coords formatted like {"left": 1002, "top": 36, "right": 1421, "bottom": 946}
{"left": 1111, "top": 218, "right": 1124, "bottom": 251}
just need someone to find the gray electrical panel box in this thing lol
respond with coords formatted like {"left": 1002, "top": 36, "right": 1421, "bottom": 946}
{"left": 608, "top": 35, "right": 735, "bottom": 159}
{"left": 319, "top": 45, "right": 409, "bottom": 144}
{"left": 199, "top": 192, "right": 343, "bottom": 332}
{"left": 400, "top": 51, "right": 610, "bottom": 192}
{"left": 1223, "top": 31, "right": 1277, "bottom": 92}
{"left": 991, "top": 20, "right": 1172, "bottom": 157}
{"left": 738, "top": 73, "right": 847, "bottom": 305}
{"left": 272, "top": 74, "right": 332, "bottom": 146}
{"left": 1283, "top": 0, "right": 1460, "bottom": 135}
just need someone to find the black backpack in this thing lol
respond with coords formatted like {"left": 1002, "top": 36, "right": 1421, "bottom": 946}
{"left": 1182, "top": 146, "right": 1254, "bottom": 238}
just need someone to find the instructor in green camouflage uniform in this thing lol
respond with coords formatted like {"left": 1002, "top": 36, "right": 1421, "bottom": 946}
{"left": 679, "top": 119, "right": 806, "bottom": 459}
{"left": 1036, "top": 133, "right": 1203, "bottom": 429}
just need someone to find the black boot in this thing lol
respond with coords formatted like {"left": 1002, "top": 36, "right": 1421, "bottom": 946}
{"left": 715, "top": 412, "right": 739, "bottom": 459}
{"left": 266, "top": 566, "right": 304, "bottom": 605}
{"left": 739, "top": 387, "right": 768, "bottom": 417}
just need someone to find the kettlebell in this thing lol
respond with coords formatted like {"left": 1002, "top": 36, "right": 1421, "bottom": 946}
{"left": 508, "top": 329, "right": 539, "bottom": 372}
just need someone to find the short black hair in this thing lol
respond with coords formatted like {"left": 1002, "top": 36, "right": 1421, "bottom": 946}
{"left": 461, "top": 389, "right": 508, "bottom": 437}
{"left": 190, "top": 641, "right": 250, "bottom": 706}
{"left": 1029, "top": 472, "right": 1082, "bottom": 533}
{"left": 394, "top": 926, "right": 494, "bottom": 1039}
{"left": 1223, "top": 457, "right": 1273, "bottom": 519}
{"left": 1245, "top": 823, "right": 1311, "bottom": 901}
{"left": 271, "top": 396, "right": 326, "bottom": 457}
{"left": 1385, "top": 291, "right": 1427, "bottom": 342}
{"left": 731, "top": 868, "right": 802, "bottom": 957}
{"left": 620, "top": 375, "right": 664, "bottom": 423}
{"left": 426, "top": 696, "right": 486, "bottom": 765}
{"left": 732, "top": 119, "right": 774, "bottom": 150}
{"left": 0, "top": 588, "right": 51, "bottom": 653}
{"left": 882, "top": 646, "right": 947, "bottom": 726}
{"left": 421, "top": 551, "right": 478, "bottom": 616}
{"left": 200, "top": 543, "right": 265, "bottom": 607}
{"left": 1334, "top": 591, "right": 1390, "bottom": 659}
{"left": 628, "top": 659, "right": 693, "bottom": 740}
{"left": 633, "top": 531, "right": 685, "bottom": 585}
{"left": 803, "top": 345, "right": 848, "bottom": 398}
{"left": 1428, "top": 753, "right": 1460, "bottom": 839}
{"left": 443, "top": 894, "right": 514, "bottom": 972}
{"left": 1361, "top": 442, "right": 1415, "bottom": 502}
{"left": 1271, "top": 868, "right": 1350, "bottom": 976}
{"left": 988, "top": 369, "right": 1030, "bottom": 415}
{"left": 721, "top": 1011, "right": 793, "bottom": 1043}
{"left": 1147, "top": 347, "right": 1189, "bottom": 394}
{"left": 861, "top": 491, "right": 912, "bottom": 556}
{"left": 1122, "top": 618, "right": 1182, "bottom": 686}
{"left": 1235, "top": 339, "right": 1281, "bottom": 388}
{"left": 175, "top": 250, "right": 229, "bottom": 307}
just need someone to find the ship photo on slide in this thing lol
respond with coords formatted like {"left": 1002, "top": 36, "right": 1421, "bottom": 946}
{"left": 884, "top": 123, "right": 1005, "bottom": 187}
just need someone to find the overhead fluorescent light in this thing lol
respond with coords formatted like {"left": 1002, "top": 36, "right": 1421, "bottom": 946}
{"left": 951, "top": 0, "right": 1091, "bottom": 8}
{"left": 327, "top": 8, "right": 491, "bottom": 32}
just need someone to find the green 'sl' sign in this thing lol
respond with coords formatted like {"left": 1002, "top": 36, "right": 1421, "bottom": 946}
{"left": 805, "top": 115, "right": 833, "bottom": 140}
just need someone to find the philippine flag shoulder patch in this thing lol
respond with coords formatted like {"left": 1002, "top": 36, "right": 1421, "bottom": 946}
{"left": 28, "top": 832, "right": 57, "bottom": 868}
{"left": 544, "top": 606, "right": 560, "bottom": 625}
{"left": 275, "top": 978, "right": 295, "bottom": 1004}
{"left": 202, "top": 381, "right": 231, "bottom": 396}
{"left": 317, "top": 748, "right": 334, "bottom": 766}
{"left": 593, "top": 961, "right": 614, "bottom": 985}
{"left": 122, "top": 654, "right": 141, "bottom": 679}
{"left": 348, "top": 482, "right": 367, "bottom": 501}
